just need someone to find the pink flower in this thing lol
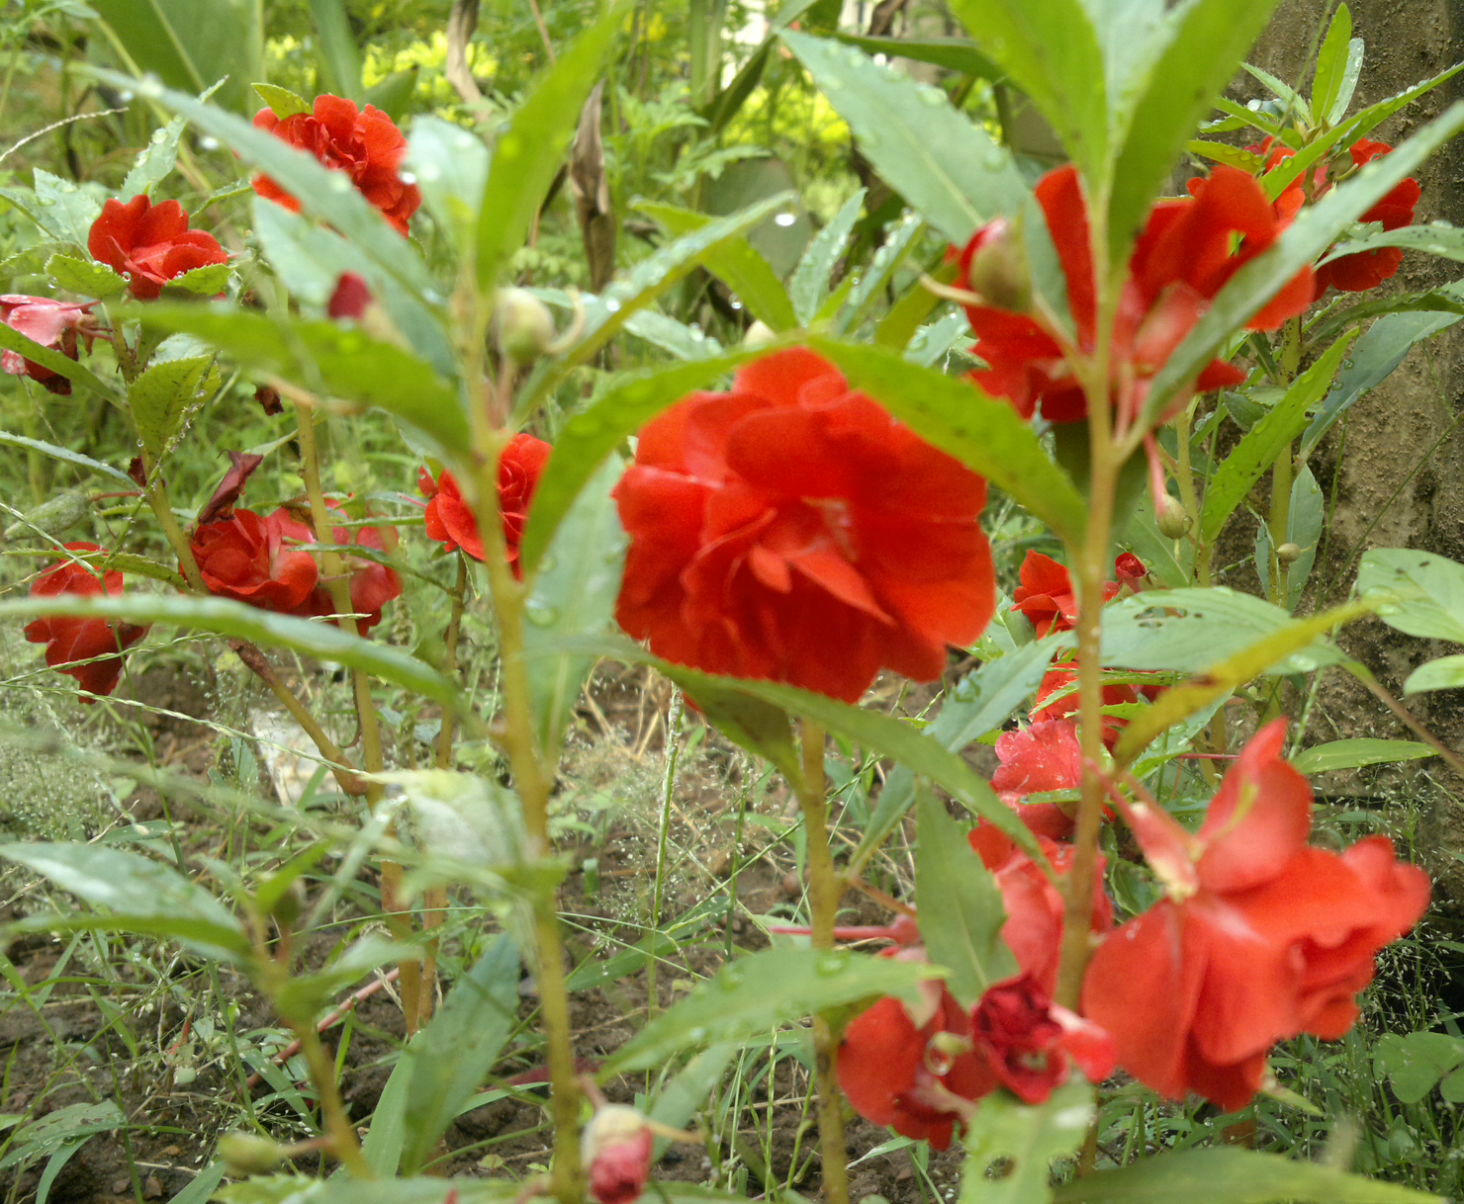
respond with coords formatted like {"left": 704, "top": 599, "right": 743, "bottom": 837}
{"left": 0, "top": 295, "right": 94, "bottom": 394}
{"left": 582, "top": 1105, "right": 654, "bottom": 1204}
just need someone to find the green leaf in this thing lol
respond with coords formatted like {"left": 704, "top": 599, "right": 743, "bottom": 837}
{"left": 275, "top": 935, "right": 415, "bottom": 1022}
{"left": 603, "top": 946, "right": 938, "bottom": 1073}
{"left": 1051, "top": 1146, "right": 1443, "bottom": 1203}
{"left": 648, "top": 1043, "right": 738, "bottom": 1159}
{"left": 215, "top": 1179, "right": 520, "bottom": 1204}
{"left": 1112, "top": 600, "right": 1376, "bottom": 765}
{"left": 307, "top": 0, "right": 363, "bottom": 101}
{"left": 835, "top": 211, "right": 925, "bottom": 334}
{"left": 0, "top": 430, "right": 134, "bottom": 485}
{"left": 1198, "top": 330, "right": 1357, "bottom": 543}
{"left": 0, "top": 593, "right": 460, "bottom": 710}
{"left": 519, "top": 351, "right": 754, "bottom": 575}
{"left": 959, "top": 1082, "right": 1094, "bottom": 1204}
{"left": 475, "top": 3, "right": 627, "bottom": 290}
{"left": 522, "top": 457, "right": 628, "bottom": 762}
{"left": 1405, "top": 654, "right": 1464, "bottom": 695}
{"left": 383, "top": 770, "right": 528, "bottom": 874}
{"left": 1358, "top": 548, "right": 1464, "bottom": 643}
{"left": 829, "top": 33, "right": 998, "bottom": 78}
{"left": 166, "top": 261, "right": 232, "bottom": 296}
{"left": 637, "top": 201, "right": 798, "bottom": 331}
{"left": 946, "top": 0, "right": 1108, "bottom": 181}
{"left": 808, "top": 338, "right": 1089, "bottom": 546}
{"left": 0, "top": 169, "right": 100, "bottom": 248}
{"left": 1291, "top": 738, "right": 1436, "bottom": 774}
{"left": 251, "top": 82, "right": 312, "bottom": 119}
{"left": 405, "top": 115, "right": 490, "bottom": 251}
{"left": 1311, "top": 4, "right": 1354, "bottom": 124}
{"left": 1109, "top": 0, "right": 1285, "bottom": 263}
{"left": 916, "top": 790, "right": 1015, "bottom": 1006}
{"left": 45, "top": 253, "right": 127, "bottom": 299}
{"left": 128, "top": 353, "right": 220, "bottom": 460}
{"left": 91, "top": 0, "right": 263, "bottom": 114}
{"left": 1375, "top": 1032, "right": 1464, "bottom": 1105}
{"left": 1145, "top": 100, "right": 1464, "bottom": 427}
{"left": 0, "top": 311, "right": 117, "bottom": 400}
{"left": 397, "top": 937, "right": 520, "bottom": 1173}
{"left": 0, "top": 842, "right": 249, "bottom": 961}
{"left": 130, "top": 304, "right": 469, "bottom": 459}
{"left": 782, "top": 30, "right": 1026, "bottom": 243}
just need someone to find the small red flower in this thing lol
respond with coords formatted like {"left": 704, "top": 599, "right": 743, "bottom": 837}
{"left": 1082, "top": 720, "right": 1431, "bottom": 1111}
{"left": 991, "top": 719, "right": 1085, "bottom": 840}
{"left": 24, "top": 543, "right": 148, "bottom": 700}
{"left": 87, "top": 196, "right": 228, "bottom": 301}
{"left": 972, "top": 973, "right": 1115, "bottom": 1105}
{"left": 614, "top": 347, "right": 996, "bottom": 703}
{"left": 253, "top": 95, "right": 422, "bottom": 235}
{"left": 957, "top": 166, "right": 1314, "bottom": 425}
{"left": 0, "top": 295, "right": 94, "bottom": 394}
{"left": 1259, "top": 138, "right": 1420, "bottom": 295}
{"left": 419, "top": 432, "right": 552, "bottom": 577}
{"left": 582, "top": 1105, "right": 654, "bottom": 1204}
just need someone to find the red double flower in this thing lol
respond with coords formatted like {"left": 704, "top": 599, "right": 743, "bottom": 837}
{"left": 24, "top": 543, "right": 148, "bottom": 700}
{"left": 253, "top": 95, "right": 422, "bottom": 235}
{"left": 613, "top": 348, "right": 995, "bottom": 703}
{"left": 419, "top": 431, "right": 552, "bottom": 578}
{"left": 88, "top": 196, "right": 228, "bottom": 301}
{"left": 957, "top": 165, "right": 1315, "bottom": 425}
{"left": 1083, "top": 720, "right": 1431, "bottom": 1111}
{"left": 0, "top": 295, "right": 95, "bottom": 394}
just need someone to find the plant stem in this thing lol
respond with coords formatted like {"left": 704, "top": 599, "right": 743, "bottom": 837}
{"left": 291, "top": 1020, "right": 374, "bottom": 1178}
{"left": 294, "top": 401, "right": 423, "bottom": 1032}
{"left": 647, "top": 687, "right": 685, "bottom": 1018}
{"left": 795, "top": 718, "right": 850, "bottom": 1204}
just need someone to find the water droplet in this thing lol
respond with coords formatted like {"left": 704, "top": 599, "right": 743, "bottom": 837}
{"left": 721, "top": 967, "right": 745, "bottom": 989}
{"left": 604, "top": 299, "right": 622, "bottom": 313}
{"left": 118, "top": 89, "right": 135, "bottom": 103}
{"left": 688, "top": 1026, "right": 709, "bottom": 1042}
{"left": 329, "top": 174, "right": 352, "bottom": 192}
{"left": 524, "top": 600, "right": 559, "bottom": 627}
{"left": 150, "top": 129, "right": 167, "bottom": 144}
{"left": 729, "top": 300, "right": 743, "bottom": 311}
{"left": 138, "top": 77, "right": 162, "bottom": 98}
{"left": 918, "top": 87, "right": 946, "bottom": 108}
{"left": 773, "top": 212, "right": 797, "bottom": 228}
{"left": 816, "top": 952, "right": 845, "bottom": 975}
{"left": 198, "top": 135, "right": 220, "bottom": 152}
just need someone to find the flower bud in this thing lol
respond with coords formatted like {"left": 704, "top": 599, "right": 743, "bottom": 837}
{"left": 964, "top": 219, "right": 1031, "bottom": 312}
{"left": 1156, "top": 495, "right": 1191, "bottom": 539}
{"left": 1276, "top": 542, "right": 1303, "bottom": 563}
{"left": 5, "top": 490, "right": 90, "bottom": 540}
{"left": 496, "top": 287, "right": 556, "bottom": 365}
{"left": 217, "top": 1132, "right": 286, "bottom": 1175}
{"left": 582, "top": 1104, "right": 654, "bottom": 1204}
{"left": 742, "top": 320, "right": 776, "bottom": 349}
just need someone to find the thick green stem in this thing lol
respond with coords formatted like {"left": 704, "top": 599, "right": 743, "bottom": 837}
{"left": 796, "top": 718, "right": 850, "bottom": 1204}
{"left": 1268, "top": 444, "right": 1295, "bottom": 605}
{"left": 291, "top": 1021, "right": 374, "bottom": 1178}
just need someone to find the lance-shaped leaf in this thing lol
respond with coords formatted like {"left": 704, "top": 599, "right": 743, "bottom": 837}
{"left": 0, "top": 318, "right": 117, "bottom": 400}
{"left": 782, "top": 30, "right": 1026, "bottom": 243}
{"left": 1142, "top": 100, "right": 1464, "bottom": 428}
{"left": 0, "top": 430, "right": 134, "bottom": 485}
{"left": 960, "top": 1082, "right": 1094, "bottom": 1204}
{"left": 808, "top": 338, "right": 1089, "bottom": 546}
{"left": 475, "top": 3, "right": 628, "bottom": 290}
{"left": 0, "top": 594, "right": 460, "bottom": 710}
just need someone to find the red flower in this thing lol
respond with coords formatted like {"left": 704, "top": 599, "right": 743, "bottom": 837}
{"left": 957, "top": 166, "right": 1314, "bottom": 424}
{"left": 972, "top": 973, "right": 1115, "bottom": 1105}
{"left": 24, "top": 543, "right": 148, "bottom": 700}
{"left": 419, "top": 432, "right": 552, "bottom": 577}
{"left": 314, "top": 517, "right": 402, "bottom": 634}
{"left": 1082, "top": 720, "right": 1431, "bottom": 1111}
{"left": 582, "top": 1105, "right": 654, "bottom": 1204}
{"left": 253, "top": 95, "right": 422, "bottom": 235}
{"left": 1261, "top": 138, "right": 1421, "bottom": 295}
{"left": 991, "top": 719, "right": 1085, "bottom": 840}
{"left": 192, "top": 508, "right": 320, "bottom": 615}
{"left": 614, "top": 348, "right": 995, "bottom": 703}
{"left": 838, "top": 954, "right": 996, "bottom": 1150}
{"left": 87, "top": 196, "right": 228, "bottom": 301}
{"left": 0, "top": 295, "right": 94, "bottom": 394}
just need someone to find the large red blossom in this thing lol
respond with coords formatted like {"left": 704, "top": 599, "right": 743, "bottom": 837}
{"left": 88, "top": 196, "right": 228, "bottom": 301}
{"left": 253, "top": 95, "right": 422, "bottom": 235}
{"left": 957, "top": 165, "right": 1315, "bottom": 424}
{"left": 419, "top": 432, "right": 552, "bottom": 578}
{"left": 0, "top": 295, "right": 94, "bottom": 394}
{"left": 613, "top": 348, "right": 996, "bottom": 703}
{"left": 1259, "top": 137, "right": 1421, "bottom": 295}
{"left": 1083, "top": 720, "right": 1431, "bottom": 1111}
{"left": 24, "top": 543, "right": 148, "bottom": 700}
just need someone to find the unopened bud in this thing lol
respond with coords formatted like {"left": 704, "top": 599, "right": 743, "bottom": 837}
{"left": 5, "top": 490, "right": 90, "bottom": 539}
{"left": 963, "top": 218, "right": 1030, "bottom": 312}
{"left": 1156, "top": 496, "right": 1191, "bottom": 539}
{"left": 1276, "top": 541, "right": 1303, "bottom": 563}
{"left": 218, "top": 1132, "right": 286, "bottom": 1175}
{"left": 496, "top": 287, "right": 556, "bottom": 365}
{"left": 742, "top": 320, "right": 776, "bottom": 349}
{"left": 583, "top": 1105, "right": 654, "bottom": 1204}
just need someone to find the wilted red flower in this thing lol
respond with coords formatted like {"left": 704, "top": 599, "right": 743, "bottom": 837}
{"left": 192, "top": 508, "right": 320, "bottom": 614}
{"left": 253, "top": 95, "right": 422, "bottom": 235}
{"left": 1258, "top": 137, "right": 1420, "bottom": 295}
{"left": 957, "top": 165, "right": 1314, "bottom": 425}
{"left": 0, "top": 295, "right": 95, "bottom": 394}
{"left": 582, "top": 1105, "right": 654, "bottom": 1204}
{"left": 419, "top": 432, "right": 552, "bottom": 577}
{"left": 88, "top": 196, "right": 228, "bottom": 301}
{"left": 1082, "top": 720, "right": 1431, "bottom": 1111}
{"left": 24, "top": 543, "right": 148, "bottom": 699}
{"left": 972, "top": 973, "right": 1115, "bottom": 1104}
{"left": 614, "top": 348, "right": 995, "bottom": 703}
{"left": 838, "top": 954, "right": 995, "bottom": 1150}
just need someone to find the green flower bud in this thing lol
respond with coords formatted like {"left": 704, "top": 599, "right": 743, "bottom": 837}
{"left": 496, "top": 287, "right": 556, "bottom": 365}
{"left": 218, "top": 1133, "right": 286, "bottom": 1175}
{"left": 1157, "top": 495, "right": 1191, "bottom": 539}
